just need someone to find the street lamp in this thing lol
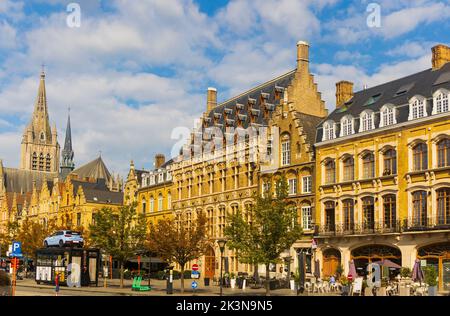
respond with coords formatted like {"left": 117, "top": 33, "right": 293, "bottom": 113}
{"left": 217, "top": 238, "right": 227, "bottom": 296}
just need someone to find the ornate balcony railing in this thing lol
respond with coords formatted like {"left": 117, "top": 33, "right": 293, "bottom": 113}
{"left": 317, "top": 216, "right": 450, "bottom": 237}
{"left": 317, "top": 220, "right": 403, "bottom": 237}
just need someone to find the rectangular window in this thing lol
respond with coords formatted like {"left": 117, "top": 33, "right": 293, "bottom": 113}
{"left": 302, "top": 206, "right": 312, "bottom": 230}
{"left": 282, "top": 141, "right": 291, "bottom": 166}
{"left": 288, "top": 178, "right": 297, "bottom": 195}
{"left": 302, "top": 176, "right": 312, "bottom": 193}
{"left": 343, "top": 157, "right": 354, "bottom": 181}
{"left": 343, "top": 200, "right": 354, "bottom": 232}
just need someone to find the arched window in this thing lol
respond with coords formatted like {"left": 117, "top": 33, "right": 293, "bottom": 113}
{"left": 359, "top": 110, "right": 374, "bottom": 132}
{"left": 342, "top": 156, "right": 354, "bottom": 181}
{"left": 362, "top": 197, "right": 375, "bottom": 231}
{"left": 324, "top": 159, "right": 336, "bottom": 184}
{"left": 281, "top": 134, "right": 291, "bottom": 166}
{"left": 437, "top": 188, "right": 450, "bottom": 225}
{"left": 167, "top": 192, "right": 172, "bottom": 210}
{"left": 342, "top": 199, "right": 354, "bottom": 232}
{"left": 150, "top": 196, "right": 154, "bottom": 212}
{"left": 158, "top": 194, "right": 163, "bottom": 211}
{"left": 412, "top": 191, "right": 427, "bottom": 227}
{"left": 32, "top": 152, "right": 37, "bottom": 170}
{"left": 383, "top": 149, "right": 397, "bottom": 176}
{"left": 45, "top": 154, "right": 51, "bottom": 172}
{"left": 413, "top": 143, "right": 428, "bottom": 171}
{"left": 437, "top": 139, "right": 450, "bottom": 168}
{"left": 433, "top": 89, "right": 449, "bottom": 114}
{"left": 142, "top": 199, "right": 147, "bottom": 214}
{"left": 322, "top": 121, "right": 335, "bottom": 141}
{"left": 39, "top": 153, "right": 44, "bottom": 171}
{"left": 380, "top": 105, "right": 396, "bottom": 127}
{"left": 362, "top": 152, "right": 375, "bottom": 179}
{"left": 340, "top": 115, "right": 354, "bottom": 137}
{"left": 383, "top": 195, "right": 396, "bottom": 229}
{"left": 409, "top": 96, "right": 427, "bottom": 120}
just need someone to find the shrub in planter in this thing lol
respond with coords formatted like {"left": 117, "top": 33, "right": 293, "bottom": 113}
{"left": 423, "top": 266, "right": 438, "bottom": 296}
{"left": 400, "top": 267, "right": 412, "bottom": 278}
{"left": 340, "top": 276, "right": 351, "bottom": 296}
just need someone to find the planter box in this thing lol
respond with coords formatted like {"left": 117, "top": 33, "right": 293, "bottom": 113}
{"left": 0, "top": 286, "right": 10, "bottom": 296}
{"left": 428, "top": 286, "right": 437, "bottom": 296}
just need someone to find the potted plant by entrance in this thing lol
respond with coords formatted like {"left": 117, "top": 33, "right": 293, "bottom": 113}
{"left": 230, "top": 273, "right": 236, "bottom": 289}
{"left": 291, "top": 272, "right": 299, "bottom": 291}
{"left": 340, "top": 276, "right": 350, "bottom": 296}
{"left": 0, "top": 270, "right": 11, "bottom": 296}
{"left": 424, "top": 266, "right": 438, "bottom": 296}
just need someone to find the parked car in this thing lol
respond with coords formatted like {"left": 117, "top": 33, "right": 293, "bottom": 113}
{"left": 44, "top": 230, "right": 84, "bottom": 248}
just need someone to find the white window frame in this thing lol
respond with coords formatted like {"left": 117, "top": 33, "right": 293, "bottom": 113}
{"left": 150, "top": 175, "right": 155, "bottom": 185}
{"left": 340, "top": 115, "right": 354, "bottom": 137}
{"left": 281, "top": 137, "right": 291, "bottom": 166}
{"left": 322, "top": 120, "right": 336, "bottom": 141}
{"left": 158, "top": 173, "right": 164, "bottom": 183}
{"left": 359, "top": 110, "right": 375, "bottom": 132}
{"left": 379, "top": 104, "right": 397, "bottom": 127}
{"left": 288, "top": 178, "right": 297, "bottom": 196}
{"left": 302, "top": 206, "right": 312, "bottom": 230}
{"left": 150, "top": 197, "right": 154, "bottom": 212}
{"left": 432, "top": 89, "right": 449, "bottom": 115}
{"left": 302, "top": 176, "right": 312, "bottom": 194}
{"left": 408, "top": 95, "right": 427, "bottom": 120}
{"left": 158, "top": 194, "right": 163, "bottom": 211}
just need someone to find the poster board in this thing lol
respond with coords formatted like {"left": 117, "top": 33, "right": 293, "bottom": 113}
{"left": 352, "top": 277, "right": 363, "bottom": 295}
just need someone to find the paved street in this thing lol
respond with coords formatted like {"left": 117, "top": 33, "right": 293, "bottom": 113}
{"left": 13, "top": 277, "right": 339, "bottom": 296}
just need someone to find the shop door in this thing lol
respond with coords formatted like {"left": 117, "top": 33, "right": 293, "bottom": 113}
{"left": 204, "top": 247, "right": 215, "bottom": 279}
{"left": 323, "top": 256, "right": 339, "bottom": 277}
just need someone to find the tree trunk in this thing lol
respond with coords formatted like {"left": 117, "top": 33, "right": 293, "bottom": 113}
{"left": 180, "top": 264, "right": 185, "bottom": 294}
{"left": 265, "top": 264, "right": 270, "bottom": 296}
{"left": 120, "top": 261, "right": 124, "bottom": 288}
{"left": 253, "top": 263, "right": 259, "bottom": 283}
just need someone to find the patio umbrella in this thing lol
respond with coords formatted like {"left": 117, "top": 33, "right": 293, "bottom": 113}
{"left": 348, "top": 260, "right": 357, "bottom": 280}
{"left": 371, "top": 259, "right": 401, "bottom": 269}
{"left": 412, "top": 259, "right": 424, "bottom": 283}
{"left": 314, "top": 259, "right": 320, "bottom": 279}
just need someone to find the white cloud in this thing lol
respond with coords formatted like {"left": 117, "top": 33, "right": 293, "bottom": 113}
{"left": 386, "top": 41, "right": 436, "bottom": 58}
{"left": 0, "top": 21, "right": 17, "bottom": 49}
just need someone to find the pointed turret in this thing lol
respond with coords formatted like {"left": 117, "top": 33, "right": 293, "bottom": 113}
{"left": 60, "top": 111, "right": 75, "bottom": 179}
{"left": 31, "top": 69, "right": 52, "bottom": 143}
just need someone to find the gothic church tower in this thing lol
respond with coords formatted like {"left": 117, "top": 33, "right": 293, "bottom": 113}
{"left": 20, "top": 70, "right": 60, "bottom": 172}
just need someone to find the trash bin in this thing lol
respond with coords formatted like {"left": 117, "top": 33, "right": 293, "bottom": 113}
{"left": 204, "top": 278, "right": 210, "bottom": 286}
{"left": 269, "top": 280, "right": 277, "bottom": 290}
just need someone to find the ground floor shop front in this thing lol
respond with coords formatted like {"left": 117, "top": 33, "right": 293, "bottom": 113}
{"left": 315, "top": 232, "right": 450, "bottom": 292}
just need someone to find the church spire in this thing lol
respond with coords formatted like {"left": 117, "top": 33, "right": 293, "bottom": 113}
{"left": 60, "top": 109, "right": 75, "bottom": 179}
{"left": 31, "top": 67, "right": 52, "bottom": 143}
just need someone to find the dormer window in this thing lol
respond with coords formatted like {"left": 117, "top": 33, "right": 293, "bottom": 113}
{"left": 340, "top": 115, "right": 354, "bottom": 137}
{"left": 433, "top": 89, "right": 449, "bottom": 114}
{"left": 359, "top": 110, "right": 375, "bottom": 132}
{"left": 380, "top": 104, "right": 396, "bottom": 127}
{"left": 322, "top": 120, "right": 336, "bottom": 141}
{"left": 409, "top": 96, "right": 427, "bottom": 120}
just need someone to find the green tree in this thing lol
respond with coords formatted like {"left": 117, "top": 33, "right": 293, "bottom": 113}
{"left": 0, "top": 221, "right": 20, "bottom": 256}
{"left": 17, "top": 217, "right": 56, "bottom": 258}
{"left": 89, "top": 203, "right": 147, "bottom": 288}
{"left": 224, "top": 176, "right": 303, "bottom": 295}
{"left": 147, "top": 212, "right": 209, "bottom": 293}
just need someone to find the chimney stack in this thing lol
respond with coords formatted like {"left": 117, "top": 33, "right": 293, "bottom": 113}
{"left": 155, "top": 154, "right": 166, "bottom": 169}
{"left": 297, "top": 41, "right": 309, "bottom": 73}
{"left": 432, "top": 44, "right": 450, "bottom": 70}
{"left": 207, "top": 87, "right": 217, "bottom": 112}
{"left": 336, "top": 81, "right": 354, "bottom": 108}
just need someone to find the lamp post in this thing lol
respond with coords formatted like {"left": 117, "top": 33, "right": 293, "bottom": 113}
{"left": 217, "top": 239, "right": 227, "bottom": 296}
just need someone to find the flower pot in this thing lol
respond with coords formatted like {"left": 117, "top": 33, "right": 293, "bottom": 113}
{"left": 341, "top": 285, "right": 350, "bottom": 296}
{"left": 428, "top": 286, "right": 437, "bottom": 296}
{"left": 230, "top": 279, "right": 236, "bottom": 289}
{"left": 290, "top": 280, "right": 296, "bottom": 291}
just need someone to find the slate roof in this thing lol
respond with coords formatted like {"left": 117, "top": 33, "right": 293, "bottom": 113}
{"left": 316, "top": 63, "right": 450, "bottom": 142}
{"left": 71, "top": 156, "right": 111, "bottom": 183}
{"left": 293, "top": 113, "right": 324, "bottom": 147}
{"left": 72, "top": 179, "right": 123, "bottom": 205}
{"left": 2, "top": 168, "right": 58, "bottom": 193}
{"left": 202, "top": 70, "right": 296, "bottom": 133}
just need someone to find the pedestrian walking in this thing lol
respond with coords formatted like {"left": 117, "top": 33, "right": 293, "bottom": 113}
{"left": 55, "top": 273, "right": 60, "bottom": 296}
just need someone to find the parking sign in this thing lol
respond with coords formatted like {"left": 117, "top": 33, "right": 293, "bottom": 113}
{"left": 11, "top": 241, "right": 23, "bottom": 257}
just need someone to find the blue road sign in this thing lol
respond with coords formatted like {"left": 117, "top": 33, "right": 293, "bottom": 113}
{"left": 191, "top": 281, "right": 198, "bottom": 289}
{"left": 11, "top": 241, "right": 22, "bottom": 257}
{"left": 191, "top": 270, "right": 200, "bottom": 279}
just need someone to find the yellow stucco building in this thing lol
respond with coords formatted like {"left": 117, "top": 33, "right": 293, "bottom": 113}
{"left": 314, "top": 44, "right": 450, "bottom": 292}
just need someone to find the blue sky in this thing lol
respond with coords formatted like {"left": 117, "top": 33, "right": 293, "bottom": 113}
{"left": 0, "top": 0, "right": 449, "bottom": 175}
